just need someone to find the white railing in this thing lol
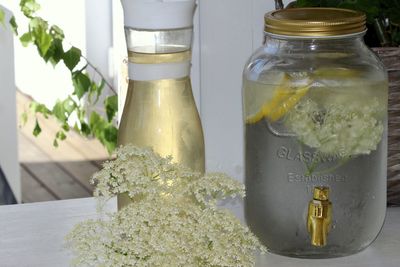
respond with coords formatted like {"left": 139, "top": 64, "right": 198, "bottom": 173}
{"left": 0, "top": 6, "right": 21, "bottom": 202}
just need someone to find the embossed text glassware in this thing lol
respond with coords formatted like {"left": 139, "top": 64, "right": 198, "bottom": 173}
{"left": 243, "top": 8, "right": 388, "bottom": 258}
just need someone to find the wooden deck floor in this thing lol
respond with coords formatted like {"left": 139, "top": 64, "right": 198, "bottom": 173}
{"left": 17, "top": 91, "right": 110, "bottom": 203}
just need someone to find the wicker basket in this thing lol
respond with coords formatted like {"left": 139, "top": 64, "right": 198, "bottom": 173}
{"left": 373, "top": 48, "right": 400, "bottom": 206}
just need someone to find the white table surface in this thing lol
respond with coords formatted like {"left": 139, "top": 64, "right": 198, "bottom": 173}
{"left": 0, "top": 198, "right": 399, "bottom": 267}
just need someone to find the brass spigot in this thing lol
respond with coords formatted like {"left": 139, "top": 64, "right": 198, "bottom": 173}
{"left": 307, "top": 186, "right": 332, "bottom": 247}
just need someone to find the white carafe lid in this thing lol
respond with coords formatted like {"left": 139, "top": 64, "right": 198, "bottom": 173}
{"left": 121, "top": 0, "right": 196, "bottom": 30}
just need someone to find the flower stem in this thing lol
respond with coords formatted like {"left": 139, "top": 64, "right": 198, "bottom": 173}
{"left": 297, "top": 141, "right": 320, "bottom": 176}
{"left": 298, "top": 142, "right": 350, "bottom": 177}
{"left": 312, "top": 157, "right": 351, "bottom": 176}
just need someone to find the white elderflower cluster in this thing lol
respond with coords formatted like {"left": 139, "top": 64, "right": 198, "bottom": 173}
{"left": 91, "top": 145, "right": 199, "bottom": 201}
{"left": 285, "top": 97, "right": 385, "bottom": 157}
{"left": 66, "top": 145, "right": 265, "bottom": 266}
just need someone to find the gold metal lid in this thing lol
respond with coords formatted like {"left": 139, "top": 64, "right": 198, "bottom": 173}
{"left": 265, "top": 8, "right": 366, "bottom": 37}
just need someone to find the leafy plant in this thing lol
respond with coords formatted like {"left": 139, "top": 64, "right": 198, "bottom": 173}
{"left": 292, "top": 0, "right": 400, "bottom": 47}
{"left": 1, "top": 0, "right": 118, "bottom": 153}
{"left": 0, "top": 8, "right": 5, "bottom": 26}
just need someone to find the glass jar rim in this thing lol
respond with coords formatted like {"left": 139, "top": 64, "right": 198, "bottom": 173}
{"left": 264, "top": 30, "right": 366, "bottom": 40}
{"left": 265, "top": 8, "right": 366, "bottom": 37}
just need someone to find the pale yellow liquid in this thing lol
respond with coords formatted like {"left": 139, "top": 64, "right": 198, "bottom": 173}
{"left": 118, "top": 77, "right": 205, "bottom": 208}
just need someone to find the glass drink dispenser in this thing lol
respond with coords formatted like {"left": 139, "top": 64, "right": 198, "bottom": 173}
{"left": 243, "top": 8, "right": 388, "bottom": 258}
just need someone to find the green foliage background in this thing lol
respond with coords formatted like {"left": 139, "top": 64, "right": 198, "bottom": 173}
{"left": 295, "top": 0, "right": 400, "bottom": 46}
{"left": 1, "top": 0, "right": 118, "bottom": 154}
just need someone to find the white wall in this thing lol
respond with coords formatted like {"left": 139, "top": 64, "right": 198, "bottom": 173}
{"left": 0, "top": 7, "right": 21, "bottom": 202}
{"left": 199, "top": 0, "right": 276, "bottom": 181}
{"left": 85, "top": 0, "right": 114, "bottom": 117}
{"left": 85, "top": 0, "right": 113, "bottom": 85}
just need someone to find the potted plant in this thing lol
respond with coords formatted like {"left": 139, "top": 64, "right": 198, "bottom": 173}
{"left": 275, "top": 0, "right": 400, "bottom": 206}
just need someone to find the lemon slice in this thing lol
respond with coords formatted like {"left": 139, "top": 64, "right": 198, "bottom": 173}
{"left": 246, "top": 78, "right": 289, "bottom": 124}
{"left": 265, "top": 85, "right": 310, "bottom": 122}
{"left": 246, "top": 73, "right": 311, "bottom": 124}
{"left": 244, "top": 72, "right": 285, "bottom": 122}
{"left": 245, "top": 68, "right": 360, "bottom": 124}
{"left": 312, "top": 67, "right": 360, "bottom": 79}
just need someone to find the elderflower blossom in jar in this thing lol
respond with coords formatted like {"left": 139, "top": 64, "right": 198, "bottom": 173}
{"left": 243, "top": 8, "right": 387, "bottom": 258}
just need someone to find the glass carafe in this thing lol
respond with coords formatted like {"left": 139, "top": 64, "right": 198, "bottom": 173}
{"left": 119, "top": 0, "right": 205, "bottom": 209}
{"left": 243, "top": 8, "right": 388, "bottom": 258}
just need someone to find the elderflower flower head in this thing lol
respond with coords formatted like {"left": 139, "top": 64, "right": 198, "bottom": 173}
{"left": 66, "top": 145, "right": 265, "bottom": 266}
{"left": 285, "top": 97, "right": 385, "bottom": 157}
{"left": 92, "top": 145, "right": 198, "bottom": 200}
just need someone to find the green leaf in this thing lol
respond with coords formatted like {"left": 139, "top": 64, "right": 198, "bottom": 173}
{"left": 327, "top": 0, "right": 342, "bottom": 6}
{"left": 9, "top": 16, "right": 18, "bottom": 35}
{"left": 52, "top": 100, "right": 67, "bottom": 121}
{"left": 89, "top": 113, "right": 106, "bottom": 140}
{"left": 89, "top": 112, "right": 104, "bottom": 133}
{"left": 295, "top": 0, "right": 327, "bottom": 7}
{"left": 88, "top": 82, "right": 97, "bottom": 103}
{"left": 98, "top": 79, "right": 106, "bottom": 95}
{"left": 20, "top": 32, "right": 33, "bottom": 47}
{"left": 29, "top": 16, "right": 47, "bottom": 29}
{"left": 392, "top": 27, "right": 400, "bottom": 44}
{"left": 104, "top": 95, "right": 118, "bottom": 122}
{"left": 20, "top": 0, "right": 41, "bottom": 18}
{"left": 77, "top": 109, "right": 86, "bottom": 121}
{"left": 49, "top": 25, "right": 64, "bottom": 40}
{"left": 104, "top": 125, "right": 118, "bottom": 142}
{"left": 30, "top": 102, "right": 51, "bottom": 118}
{"left": 56, "top": 130, "right": 67, "bottom": 141}
{"left": 103, "top": 126, "right": 117, "bottom": 153}
{"left": 88, "top": 112, "right": 117, "bottom": 154}
{"left": 20, "top": 112, "right": 28, "bottom": 127}
{"left": 338, "top": 0, "right": 380, "bottom": 24}
{"left": 33, "top": 119, "right": 42, "bottom": 137}
{"left": 73, "top": 122, "right": 79, "bottom": 132}
{"left": 104, "top": 142, "right": 115, "bottom": 154}
{"left": 0, "top": 8, "right": 5, "bottom": 27}
{"left": 62, "top": 123, "right": 70, "bottom": 132}
{"left": 53, "top": 139, "right": 59, "bottom": 147}
{"left": 46, "top": 39, "right": 64, "bottom": 66}
{"left": 52, "top": 97, "right": 77, "bottom": 123}
{"left": 36, "top": 30, "right": 52, "bottom": 56}
{"left": 72, "top": 71, "right": 91, "bottom": 99}
{"left": 29, "top": 17, "right": 52, "bottom": 56}
{"left": 63, "top": 97, "right": 77, "bottom": 115}
{"left": 80, "top": 121, "right": 91, "bottom": 136}
{"left": 63, "top": 47, "right": 81, "bottom": 71}
{"left": 88, "top": 79, "right": 106, "bottom": 104}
